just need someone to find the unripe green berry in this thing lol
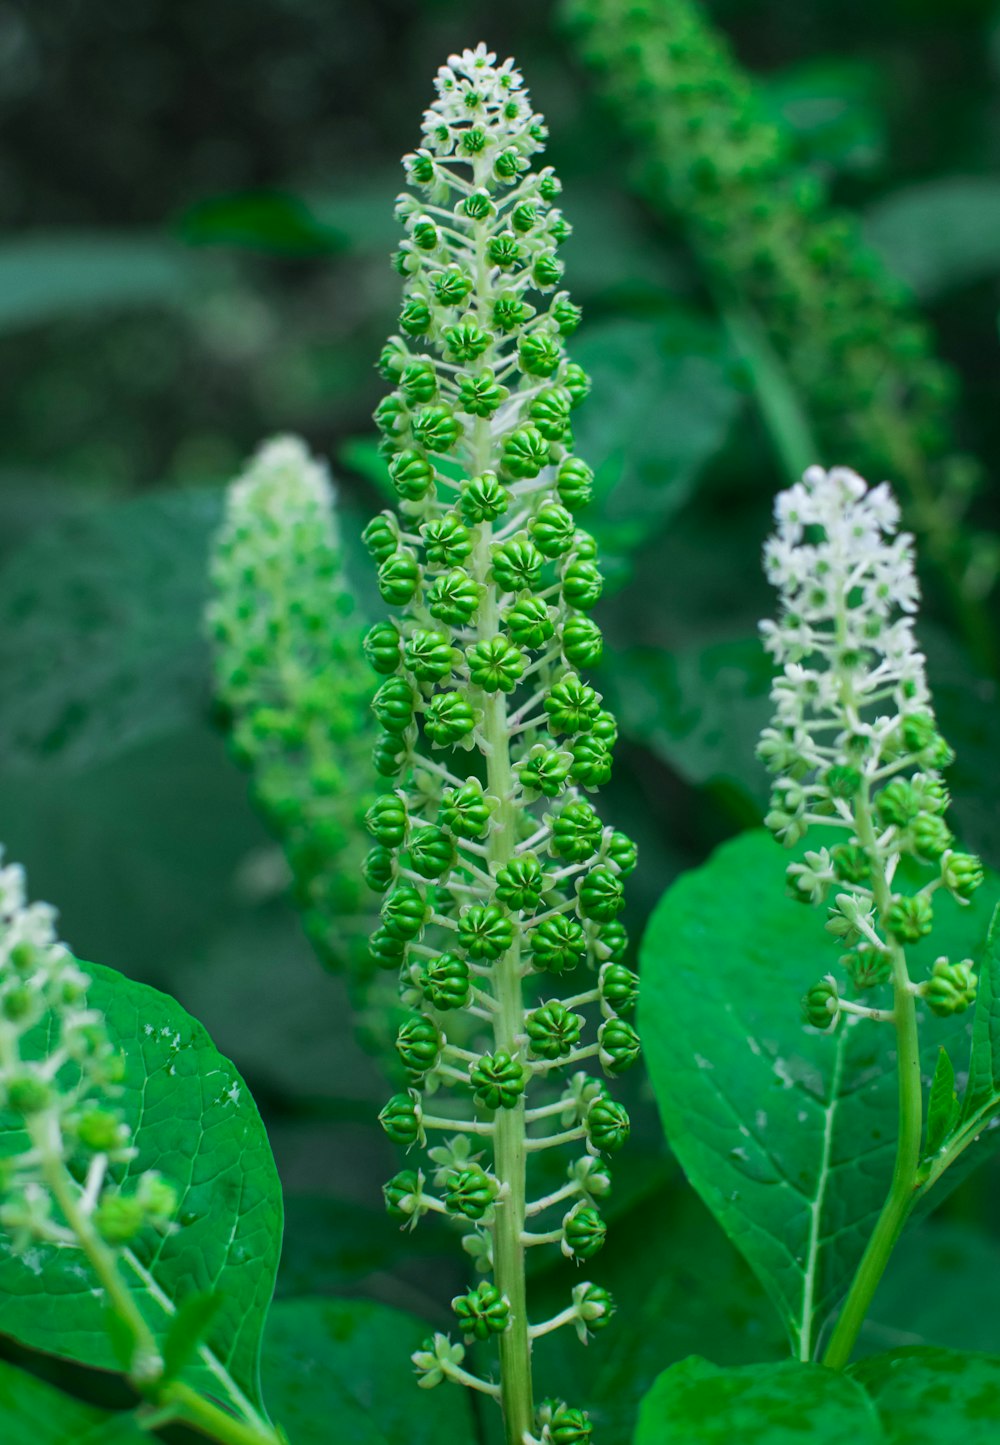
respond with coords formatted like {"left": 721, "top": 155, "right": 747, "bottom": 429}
{"left": 408, "top": 826, "right": 457, "bottom": 880}
{"left": 382, "top": 884, "right": 429, "bottom": 940}
{"left": 557, "top": 457, "right": 594, "bottom": 509}
{"left": 831, "top": 844, "right": 870, "bottom": 884}
{"left": 366, "top": 794, "right": 407, "bottom": 846}
{"left": 501, "top": 426, "right": 551, "bottom": 480}
{"left": 600, "top": 962, "right": 638, "bottom": 1013}
{"left": 943, "top": 851, "right": 984, "bottom": 900}
{"left": 529, "top": 388, "right": 572, "bottom": 443}
{"left": 459, "top": 471, "right": 509, "bottom": 524}
{"left": 363, "top": 846, "right": 395, "bottom": 893}
{"left": 562, "top": 1204, "right": 606, "bottom": 1260}
{"left": 578, "top": 865, "right": 625, "bottom": 923}
{"left": 427, "top": 568, "right": 480, "bottom": 626}
{"left": 538, "top": 1402, "right": 593, "bottom": 1445}
{"left": 458, "top": 904, "right": 513, "bottom": 961}
{"left": 594, "top": 919, "right": 629, "bottom": 962}
{"left": 586, "top": 1096, "right": 630, "bottom": 1154}
{"left": 378, "top": 552, "right": 421, "bottom": 605}
{"left": 599, "top": 1017, "right": 640, "bottom": 1074}
{"left": 470, "top": 1050, "right": 527, "bottom": 1110}
{"left": 607, "top": 831, "right": 638, "bottom": 875}
{"left": 364, "top": 621, "right": 402, "bottom": 675}
{"left": 519, "top": 331, "right": 562, "bottom": 376}
{"left": 443, "top": 318, "right": 492, "bottom": 363}
{"left": 440, "top": 779, "right": 495, "bottom": 839}
{"left": 416, "top": 952, "right": 470, "bottom": 1011}
{"left": 4, "top": 1074, "right": 52, "bottom": 1116}
{"left": 875, "top": 779, "right": 921, "bottom": 826}
{"left": 452, "top": 1281, "right": 511, "bottom": 1340}
{"left": 494, "top": 855, "right": 546, "bottom": 912}
{"left": 552, "top": 800, "right": 603, "bottom": 861}
{"left": 504, "top": 596, "right": 555, "bottom": 649}
{"left": 404, "top": 629, "right": 456, "bottom": 682}
{"left": 562, "top": 559, "right": 604, "bottom": 610}
{"left": 379, "top": 1091, "right": 422, "bottom": 1147}
{"left": 526, "top": 1001, "right": 583, "bottom": 1060}
{"left": 803, "top": 977, "right": 840, "bottom": 1031}
{"left": 372, "top": 678, "right": 416, "bottom": 735}
{"left": 911, "top": 812, "right": 954, "bottom": 861}
{"left": 372, "top": 732, "right": 406, "bottom": 778}
{"left": 551, "top": 294, "right": 582, "bottom": 334}
{"left": 362, "top": 512, "right": 399, "bottom": 563}
{"left": 396, "top": 1016, "right": 442, "bottom": 1077}
{"left": 493, "top": 290, "right": 533, "bottom": 333}
{"left": 530, "top": 914, "right": 587, "bottom": 974}
{"left": 389, "top": 449, "right": 436, "bottom": 501}
{"left": 421, "top": 514, "right": 473, "bottom": 569}
{"left": 444, "top": 1164, "right": 495, "bottom": 1220}
{"left": 533, "top": 251, "right": 564, "bottom": 288}
{"left": 570, "top": 735, "right": 612, "bottom": 789}
{"left": 1, "top": 985, "right": 34, "bottom": 1023}
{"left": 824, "top": 764, "right": 862, "bottom": 799}
{"left": 529, "top": 501, "right": 576, "bottom": 558}
{"left": 400, "top": 296, "right": 432, "bottom": 335}
{"left": 424, "top": 692, "right": 477, "bottom": 747}
{"left": 467, "top": 636, "right": 526, "bottom": 693}
{"left": 491, "top": 537, "right": 544, "bottom": 593}
{"left": 886, "top": 894, "right": 933, "bottom": 944}
{"left": 399, "top": 360, "right": 438, "bottom": 404}
{"left": 384, "top": 1169, "right": 424, "bottom": 1221}
{"left": 925, "top": 957, "right": 977, "bottom": 1017}
{"left": 412, "top": 405, "right": 463, "bottom": 454}
{"left": 545, "top": 676, "right": 601, "bottom": 736}
{"left": 563, "top": 615, "right": 603, "bottom": 667}
{"left": 432, "top": 265, "right": 474, "bottom": 306}
{"left": 487, "top": 231, "right": 524, "bottom": 268}
{"left": 517, "top": 744, "right": 573, "bottom": 798}
{"left": 456, "top": 369, "right": 509, "bottom": 418}
{"left": 410, "top": 217, "right": 440, "bottom": 250}
{"left": 369, "top": 926, "right": 407, "bottom": 971}
{"left": 94, "top": 1195, "right": 145, "bottom": 1245}
{"left": 562, "top": 364, "right": 591, "bottom": 407}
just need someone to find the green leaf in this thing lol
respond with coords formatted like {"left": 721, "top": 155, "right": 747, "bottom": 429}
{"left": 162, "top": 1292, "right": 224, "bottom": 1382}
{"left": 0, "top": 1360, "right": 147, "bottom": 1444}
{"left": 850, "top": 1347, "right": 1000, "bottom": 1444}
{"left": 178, "top": 191, "right": 350, "bottom": 255}
{"left": 0, "top": 961, "right": 282, "bottom": 1418}
{"left": 598, "top": 636, "right": 771, "bottom": 809}
{"left": 865, "top": 178, "right": 1000, "bottom": 298}
{"left": 0, "top": 234, "right": 198, "bottom": 333}
{"left": 260, "top": 1298, "right": 477, "bottom": 1445}
{"left": 638, "top": 829, "right": 999, "bottom": 1358}
{"left": 0, "top": 489, "right": 222, "bottom": 774}
{"left": 864, "top": 1223, "right": 1000, "bottom": 1356}
{"left": 569, "top": 313, "right": 743, "bottom": 578}
{"left": 635, "top": 1356, "right": 884, "bottom": 1445}
{"left": 924, "top": 1048, "right": 959, "bottom": 1159}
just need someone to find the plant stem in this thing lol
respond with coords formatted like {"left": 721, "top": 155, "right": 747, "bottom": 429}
{"left": 821, "top": 798, "right": 922, "bottom": 1369}
{"left": 160, "top": 1381, "right": 283, "bottom": 1445}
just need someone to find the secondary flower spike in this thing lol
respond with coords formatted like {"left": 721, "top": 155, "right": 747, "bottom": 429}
{"left": 365, "top": 43, "right": 637, "bottom": 1445}
{"left": 759, "top": 465, "right": 982, "bottom": 1026}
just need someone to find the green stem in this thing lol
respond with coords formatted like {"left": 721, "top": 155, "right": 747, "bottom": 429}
{"left": 160, "top": 1381, "right": 283, "bottom": 1445}
{"left": 718, "top": 298, "right": 819, "bottom": 485}
{"left": 821, "top": 799, "right": 922, "bottom": 1369}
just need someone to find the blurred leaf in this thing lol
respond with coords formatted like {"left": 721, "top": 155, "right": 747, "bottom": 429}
{"left": 638, "top": 829, "right": 1000, "bottom": 1358}
{"left": 865, "top": 178, "right": 1000, "bottom": 297}
{"left": 762, "top": 58, "right": 886, "bottom": 174}
{"left": 571, "top": 314, "right": 743, "bottom": 579}
{"left": 178, "top": 191, "right": 349, "bottom": 256}
{"left": 0, "top": 489, "right": 221, "bottom": 775}
{"left": 276, "top": 1196, "right": 451, "bottom": 1300}
{"left": 260, "top": 1297, "right": 477, "bottom": 1445}
{"left": 0, "top": 1360, "right": 146, "bottom": 1444}
{"left": 924, "top": 1047, "right": 960, "bottom": 1160}
{"left": 0, "top": 961, "right": 282, "bottom": 1416}
{"left": 850, "top": 1347, "right": 1000, "bottom": 1443}
{"left": 863, "top": 1222, "right": 1000, "bottom": 1355}
{"left": 636, "top": 1356, "right": 882, "bottom": 1445}
{"left": 598, "top": 636, "right": 771, "bottom": 808}
{"left": 0, "top": 234, "right": 197, "bottom": 332}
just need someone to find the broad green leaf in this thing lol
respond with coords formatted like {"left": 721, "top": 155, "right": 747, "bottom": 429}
{"left": 0, "top": 961, "right": 282, "bottom": 1419}
{"left": 531, "top": 1185, "right": 784, "bottom": 1445}
{"left": 260, "top": 1298, "right": 477, "bottom": 1445}
{"left": 863, "top": 1223, "right": 1000, "bottom": 1356}
{"left": 569, "top": 314, "right": 743, "bottom": 577}
{"left": 0, "top": 1360, "right": 147, "bottom": 1444}
{"left": 276, "top": 1195, "right": 452, "bottom": 1300}
{"left": 865, "top": 178, "right": 1000, "bottom": 298}
{"left": 635, "top": 1356, "right": 883, "bottom": 1445}
{"left": 850, "top": 1347, "right": 1000, "bottom": 1444}
{"left": 0, "top": 489, "right": 222, "bottom": 774}
{"left": 0, "top": 234, "right": 197, "bottom": 332}
{"left": 638, "top": 829, "right": 999, "bottom": 1358}
{"left": 178, "top": 191, "right": 349, "bottom": 255}
{"left": 598, "top": 636, "right": 771, "bottom": 809}
{"left": 923, "top": 1048, "right": 959, "bottom": 1160}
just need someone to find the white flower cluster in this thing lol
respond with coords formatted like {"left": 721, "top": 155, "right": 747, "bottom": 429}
{"left": 0, "top": 849, "right": 175, "bottom": 1251}
{"left": 226, "top": 435, "right": 336, "bottom": 532}
{"left": 421, "top": 43, "right": 541, "bottom": 159}
{"left": 758, "top": 466, "right": 936, "bottom": 846}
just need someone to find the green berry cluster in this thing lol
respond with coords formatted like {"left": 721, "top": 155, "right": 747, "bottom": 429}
{"left": 208, "top": 438, "right": 400, "bottom": 1055}
{"left": 0, "top": 849, "right": 177, "bottom": 1255}
{"left": 366, "top": 44, "right": 637, "bottom": 1443}
{"left": 565, "top": 0, "right": 996, "bottom": 612}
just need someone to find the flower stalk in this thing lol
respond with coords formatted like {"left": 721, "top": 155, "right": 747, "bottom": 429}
{"left": 366, "top": 44, "right": 637, "bottom": 1443}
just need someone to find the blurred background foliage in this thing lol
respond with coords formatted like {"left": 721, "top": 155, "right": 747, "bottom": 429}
{"left": 3, "top": 0, "right": 1000, "bottom": 1438}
